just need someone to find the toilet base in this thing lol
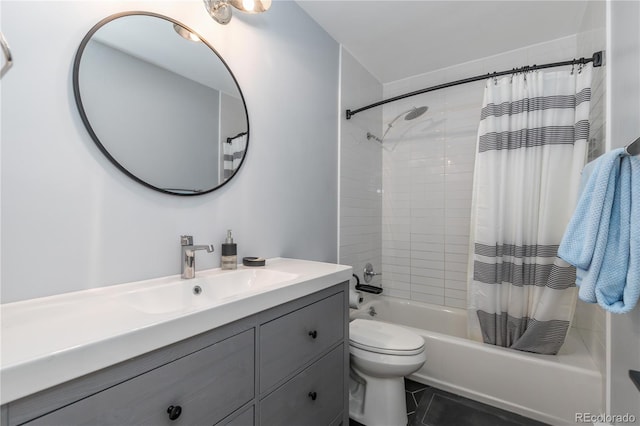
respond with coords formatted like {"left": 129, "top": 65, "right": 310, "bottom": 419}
{"left": 349, "top": 367, "right": 408, "bottom": 426}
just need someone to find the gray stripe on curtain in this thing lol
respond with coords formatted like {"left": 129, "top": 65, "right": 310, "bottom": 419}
{"left": 478, "top": 120, "right": 590, "bottom": 152}
{"left": 475, "top": 243, "right": 560, "bottom": 258}
{"left": 473, "top": 260, "right": 576, "bottom": 289}
{"left": 476, "top": 310, "right": 571, "bottom": 355}
{"left": 474, "top": 243, "right": 576, "bottom": 289}
{"left": 223, "top": 150, "right": 245, "bottom": 179}
{"left": 480, "top": 88, "right": 592, "bottom": 120}
{"left": 223, "top": 151, "right": 245, "bottom": 162}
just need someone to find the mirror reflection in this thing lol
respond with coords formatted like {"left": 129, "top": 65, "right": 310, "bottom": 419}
{"left": 74, "top": 12, "right": 249, "bottom": 195}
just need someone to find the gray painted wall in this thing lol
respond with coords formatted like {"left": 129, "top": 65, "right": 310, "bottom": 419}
{"left": 1, "top": 1, "right": 339, "bottom": 302}
{"left": 80, "top": 40, "right": 220, "bottom": 191}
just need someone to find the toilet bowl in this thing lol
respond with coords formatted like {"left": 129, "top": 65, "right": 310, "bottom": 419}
{"left": 349, "top": 319, "right": 426, "bottom": 426}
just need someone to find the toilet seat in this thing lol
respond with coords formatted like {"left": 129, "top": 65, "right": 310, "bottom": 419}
{"left": 349, "top": 319, "right": 424, "bottom": 356}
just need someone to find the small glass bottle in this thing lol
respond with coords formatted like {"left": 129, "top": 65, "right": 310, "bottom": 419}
{"left": 221, "top": 229, "right": 237, "bottom": 270}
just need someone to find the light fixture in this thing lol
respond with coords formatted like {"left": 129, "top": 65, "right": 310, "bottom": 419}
{"left": 203, "top": 0, "right": 272, "bottom": 25}
{"left": 173, "top": 24, "right": 201, "bottom": 42}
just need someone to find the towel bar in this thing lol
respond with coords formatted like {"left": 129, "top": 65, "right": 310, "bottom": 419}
{"left": 630, "top": 370, "right": 640, "bottom": 393}
{"left": 625, "top": 136, "right": 640, "bottom": 156}
{"left": 0, "top": 32, "right": 12, "bottom": 79}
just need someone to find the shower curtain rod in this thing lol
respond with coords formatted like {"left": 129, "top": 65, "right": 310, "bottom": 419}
{"left": 226, "top": 131, "right": 247, "bottom": 144}
{"left": 345, "top": 51, "right": 604, "bottom": 120}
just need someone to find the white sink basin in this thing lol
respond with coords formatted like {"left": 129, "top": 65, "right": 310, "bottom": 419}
{"left": 127, "top": 269, "right": 299, "bottom": 314}
{"left": 1, "top": 258, "right": 352, "bottom": 405}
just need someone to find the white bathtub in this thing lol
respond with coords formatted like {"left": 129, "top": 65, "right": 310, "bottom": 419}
{"left": 350, "top": 295, "right": 602, "bottom": 425}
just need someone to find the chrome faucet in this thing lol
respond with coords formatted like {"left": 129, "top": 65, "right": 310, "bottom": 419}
{"left": 181, "top": 235, "right": 214, "bottom": 279}
{"left": 363, "top": 263, "right": 382, "bottom": 283}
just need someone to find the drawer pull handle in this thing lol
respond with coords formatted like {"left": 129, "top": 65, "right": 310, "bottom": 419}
{"left": 308, "top": 391, "right": 318, "bottom": 401}
{"left": 308, "top": 330, "right": 318, "bottom": 339}
{"left": 167, "top": 405, "right": 182, "bottom": 421}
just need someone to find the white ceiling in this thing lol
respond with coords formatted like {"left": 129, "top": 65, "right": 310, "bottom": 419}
{"left": 296, "top": 0, "right": 591, "bottom": 84}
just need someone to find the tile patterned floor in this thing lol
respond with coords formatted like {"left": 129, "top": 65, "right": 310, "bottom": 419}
{"left": 350, "top": 379, "right": 549, "bottom": 426}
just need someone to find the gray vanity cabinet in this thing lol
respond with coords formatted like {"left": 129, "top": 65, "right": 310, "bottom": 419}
{"left": 26, "top": 330, "right": 255, "bottom": 426}
{"left": 260, "top": 292, "right": 344, "bottom": 393}
{"left": 260, "top": 345, "right": 344, "bottom": 426}
{"left": 258, "top": 292, "right": 346, "bottom": 426}
{"left": 221, "top": 406, "right": 255, "bottom": 426}
{"left": 5, "top": 283, "right": 348, "bottom": 426}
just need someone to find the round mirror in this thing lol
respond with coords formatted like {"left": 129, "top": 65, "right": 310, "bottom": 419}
{"left": 73, "top": 12, "right": 249, "bottom": 195}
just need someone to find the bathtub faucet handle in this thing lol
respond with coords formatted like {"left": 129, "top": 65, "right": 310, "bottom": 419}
{"left": 363, "top": 263, "right": 382, "bottom": 283}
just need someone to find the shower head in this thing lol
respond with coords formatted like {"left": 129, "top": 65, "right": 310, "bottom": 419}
{"left": 404, "top": 106, "right": 428, "bottom": 121}
{"left": 388, "top": 106, "right": 428, "bottom": 128}
{"left": 378, "top": 105, "right": 429, "bottom": 141}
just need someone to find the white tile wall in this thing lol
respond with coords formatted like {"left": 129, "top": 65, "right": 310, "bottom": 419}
{"left": 608, "top": 2, "right": 640, "bottom": 417}
{"left": 574, "top": 0, "right": 606, "bottom": 401}
{"left": 573, "top": 62, "right": 606, "bottom": 381}
{"left": 382, "top": 35, "right": 582, "bottom": 308}
{"left": 339, "top": 47, "right": 383, "bottom": 289}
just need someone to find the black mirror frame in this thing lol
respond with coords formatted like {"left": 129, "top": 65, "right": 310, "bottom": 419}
{"left": 72, "top": 11, "right": 250, "bottom": 196}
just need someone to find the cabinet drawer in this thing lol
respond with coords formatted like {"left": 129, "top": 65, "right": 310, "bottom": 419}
{"left": 259, "top": 345, "right": 344, "bottom": 426}
{"left": 27, "top": 329, "right": 255, "bottom": 426}
{"left": 260, "top": 293, "right": 344, "bottom": 393}
{"left": 217, "top": 405, "right": 254, "bottom": 426}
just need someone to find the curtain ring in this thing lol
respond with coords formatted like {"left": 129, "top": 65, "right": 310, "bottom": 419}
{"left": 570, "top": 60, "right": 576, "bottom": 75}
{"left": 578, "top": 62, "right": 584, "bottom": 74}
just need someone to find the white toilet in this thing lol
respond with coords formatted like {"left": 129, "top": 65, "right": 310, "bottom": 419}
{"left": 349, "top": 319, "right": 427, "bottom": 426}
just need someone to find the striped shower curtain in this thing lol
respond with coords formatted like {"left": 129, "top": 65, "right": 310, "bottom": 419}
{"left": 223, "top": 133, "right": 247, "bottom": 180}
{"left": 467, "top": 64, "right": 592, "bottom": 355}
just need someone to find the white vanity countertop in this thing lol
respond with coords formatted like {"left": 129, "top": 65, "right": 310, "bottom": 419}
{"left": 0, "top": 258, "right": 352, "bottom": 405}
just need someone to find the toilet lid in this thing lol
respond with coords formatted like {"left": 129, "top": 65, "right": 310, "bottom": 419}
{"left": 349, "top": 319, "right": 424, "bottom": 355}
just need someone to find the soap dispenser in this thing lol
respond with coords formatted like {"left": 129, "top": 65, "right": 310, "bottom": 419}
{"left": 221, "top": 230, "right": 237, "bottom": 270}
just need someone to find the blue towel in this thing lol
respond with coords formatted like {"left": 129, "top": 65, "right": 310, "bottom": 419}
{"left": 558, "top": 148, "right": 640, "bottom": 313}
